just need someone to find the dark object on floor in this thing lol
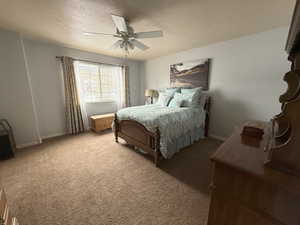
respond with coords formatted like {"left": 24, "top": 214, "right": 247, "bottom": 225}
{"left": 0, "top": 119, "right": 16, "bottom": 159}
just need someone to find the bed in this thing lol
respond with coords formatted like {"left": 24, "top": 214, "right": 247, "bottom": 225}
{"left": 114, "top": 91, "right": 210, "bottom": 166}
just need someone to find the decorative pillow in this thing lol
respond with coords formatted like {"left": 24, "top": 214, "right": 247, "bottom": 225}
{"left": 164, "top": 87, "right": 181, "bottom": 96}
{"left": 172, "top": 93, "right": 188, "bottom": 106}
{"left": 156, "top": 92, "right": 172, "bottom": 106}
{"left": 181, "top": 87, "right": 202, "bottom": 94}
{"left": 175, "top": 88, "right": 202, "bottom": 107}
{"left": 168, "top": 97, "right": 183, "bottom": 108}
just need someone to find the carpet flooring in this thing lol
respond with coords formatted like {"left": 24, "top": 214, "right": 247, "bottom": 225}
{"left": 0, "top": 131, "right": 222, "bottom": 225}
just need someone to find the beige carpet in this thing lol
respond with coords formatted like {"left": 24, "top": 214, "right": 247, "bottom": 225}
{"left": 0, "top": 131, "right": 222, "bottom": 225}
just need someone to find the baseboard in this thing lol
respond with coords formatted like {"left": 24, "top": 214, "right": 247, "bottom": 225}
{"left": 16, "top": 141, "right": 40, "bottom": 149}
{"left": 209, "top": 134, "right": 227, "bottom": 141}
{"left": 41, "top": 132, "right": 67, "bottom": 140}
{"left": 16, "top": 132, "right": 67, "bottom": 149}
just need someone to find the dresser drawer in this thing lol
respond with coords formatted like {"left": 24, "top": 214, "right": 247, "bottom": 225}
{"left": 211, "top": 163, "right": 300, "bottom": 225}
{"left": 208, "top": 193, "right": 277, "bottom": 225}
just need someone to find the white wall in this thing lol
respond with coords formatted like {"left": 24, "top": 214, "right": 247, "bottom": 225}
{"left": 0, "top": 30, "right": 40, "bottom": 147}
{"left": 0, "top": 28, "right": 143, "bottom": 147}
{"left": 23, "top": 39, "right": 143, "bottom": 139}
{"left": 0, "top": 26, "right": 290, "bottom": 146}
{"left": 143, "top": 27, "right": 290, "bottom": 139}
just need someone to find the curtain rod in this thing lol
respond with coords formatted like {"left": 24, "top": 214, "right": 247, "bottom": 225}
{"left": 56, "top": 56, "right": 126, "bottom": 67}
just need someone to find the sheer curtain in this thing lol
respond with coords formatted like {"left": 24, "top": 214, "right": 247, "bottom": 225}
{"left": 72, "top": 61, "right": 129, "bottom": 131}
{"left": 99, "top": 64, "right": 129, "bottom": 110}
{"left": 73, "top": 61, "right": 89, "bottom": 131}
{"left": 122, "top": 65, "right": 131, "bottom": 108}
{"left": 117, "top": 65, "right": 130, "bottom": 109}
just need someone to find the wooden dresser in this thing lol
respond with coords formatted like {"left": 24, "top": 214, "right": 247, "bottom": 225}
{"left": 207, "top": 122, "right": 300, "bottom": 225}
{"left": 90, "top": 113, "right": 114, "bottom": 132}
{"left": 207, "top": 1, "right": 300, "bottom": 224}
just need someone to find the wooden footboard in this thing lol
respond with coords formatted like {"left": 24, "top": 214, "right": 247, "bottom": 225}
{"left": 114, "top": 96, "right": 211, "bottom": 166}
{"left": 114, "top": 114, "right": 161, "bottom": 166}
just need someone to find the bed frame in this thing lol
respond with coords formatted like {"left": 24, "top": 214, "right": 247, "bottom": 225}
{"left": 114, "top": 97, "right": 211, "bottom": 167}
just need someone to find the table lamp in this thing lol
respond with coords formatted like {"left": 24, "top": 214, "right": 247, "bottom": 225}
{"left": 145, "top": 89, "right": 154, "bottom": 104}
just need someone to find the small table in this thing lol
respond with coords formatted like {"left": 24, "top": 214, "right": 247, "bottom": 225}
{"left": 90, "top": 113, "right": 115, "bottom": 132}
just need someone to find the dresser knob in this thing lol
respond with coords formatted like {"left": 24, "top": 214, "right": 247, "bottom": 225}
{"left": 209, "top": 183, "right": 216, "bottom": 191}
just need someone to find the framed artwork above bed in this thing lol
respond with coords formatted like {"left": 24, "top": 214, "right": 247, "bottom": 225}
{"left": 170, "top": 58, "right": 210, "bottom": 90}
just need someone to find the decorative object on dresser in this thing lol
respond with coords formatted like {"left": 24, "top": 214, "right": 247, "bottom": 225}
{"left": 208, "top": 123, "right": 300, "bottom": 225}
{"left": 90, "top": 113, "right": 115, "bottom": 133}
{"left": 0, "top": 119, "right": 16, "bottom": 160}
{"left": 170, "top": 58, "right": 210, "bottom": 90}
{"left": 0, "top": 189, "right": 20, "bottom": 225}
{"left": 264, "top": 0, "right": 300, "bottom": 177}
{"left": 241, "top": 121, "right": 264, "bottom": 139}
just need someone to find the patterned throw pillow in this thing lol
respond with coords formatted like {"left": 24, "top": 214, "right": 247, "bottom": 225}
{"left": 164, "top": 87, "right": 181, "bottom": 96}
{"left": 173, "top": 88, "right": 202, "bottom": 107}
{"left": 181, "top": 87, "right": 202, "bottom": 94}
{"left": 168, "top": 97, "right": 183, "bottom": 108}
{"left": 156, "top": 92, "right": 172, "bottom": 106}
{"left": 180, "top": 87, "right": 202, "bottom": 107}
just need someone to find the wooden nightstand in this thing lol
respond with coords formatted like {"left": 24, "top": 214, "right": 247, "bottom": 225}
{"left": 90, "top": 113, "right": 115, "bottom": 132}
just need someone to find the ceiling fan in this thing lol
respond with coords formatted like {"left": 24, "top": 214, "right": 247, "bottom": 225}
{"left": 84, "top": 14, "right": 163, "bottom": 53}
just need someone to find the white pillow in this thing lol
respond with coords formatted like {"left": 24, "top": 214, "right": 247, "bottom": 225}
{"left": 181, "top": 87, "right": 202, "bottom": 107}
{"left": 181, "top": 87, "right": 202, "bottom": 94}
{"left": 156, "top": 92, "right": 172, "bottom": 106}
{"left": 174, "top": 89, "right": 202, "bottom": 107}
{"left": 168, "top": 97, "right": 183, "bottom": 108}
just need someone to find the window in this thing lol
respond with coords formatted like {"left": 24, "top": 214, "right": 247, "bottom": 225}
{"left": 74, "top": 61, "right": 122, "bottom": 103}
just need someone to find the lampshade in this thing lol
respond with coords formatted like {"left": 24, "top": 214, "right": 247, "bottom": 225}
{"left": 152, "top": 90, "right": 159, "bottom": 98}
{"left": 145, "top": 89, "right": 154, "bottom": 97}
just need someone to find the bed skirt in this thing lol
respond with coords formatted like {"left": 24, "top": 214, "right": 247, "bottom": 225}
{"left": 163, "top": 127, "right": 205, "bottom": 159}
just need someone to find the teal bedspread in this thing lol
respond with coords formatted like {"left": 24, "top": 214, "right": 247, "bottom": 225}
{"left": 116, "top": 104, "right": 206, "bottom": 159}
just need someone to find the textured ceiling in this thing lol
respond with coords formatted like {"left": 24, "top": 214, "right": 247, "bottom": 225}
{"left": 0, "top": 0, "right": 296, "bottom": 60}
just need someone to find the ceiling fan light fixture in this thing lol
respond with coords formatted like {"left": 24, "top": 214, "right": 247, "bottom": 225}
{"left": 86, "top": 14, "right": 163, "bottom": 54}
{"left": 83, "top": 32, "right": 115, "bottom": 36}
{"left": 83, "top": 32, "right": 95, "bottom": 36}
{"left": 111, "top": 14, "right": 128, "bottom": 33}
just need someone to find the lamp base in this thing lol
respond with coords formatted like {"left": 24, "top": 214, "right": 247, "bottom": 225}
{"left": 145, "top": 97, "right": 153, "bottom": 105}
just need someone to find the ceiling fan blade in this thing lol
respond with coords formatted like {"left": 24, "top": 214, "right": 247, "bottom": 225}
{"left": 130, "top": 39, "right": 149, "bottom": 51}
{"left": 111, "top": 14, "right": 128, "bottom": 33}
{"left": 110, "top": 40, "right": 123, "bottom": 49}
{"left": 134, "top": 31, "right": 163, "bottom": 39}
{"left": 83, "top": 32, "right": 115, "bottom": 36}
